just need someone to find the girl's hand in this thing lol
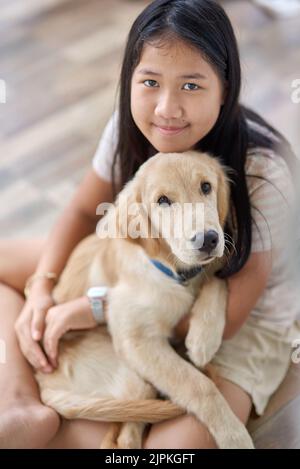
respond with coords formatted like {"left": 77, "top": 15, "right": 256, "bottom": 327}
{"left": 43, "top": 296, "right": 97, "bottom": 369}
{"left": 15, "top": 283, "right": 55, "bottom": 373}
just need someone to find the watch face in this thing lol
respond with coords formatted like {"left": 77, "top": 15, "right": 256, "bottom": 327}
{"left": 87, "top": 286, "right": 108, "bottom": 298}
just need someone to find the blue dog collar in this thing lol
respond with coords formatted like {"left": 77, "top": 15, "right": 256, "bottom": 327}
{"left": 150, "top": 259, "right": 202, "bottom": 285}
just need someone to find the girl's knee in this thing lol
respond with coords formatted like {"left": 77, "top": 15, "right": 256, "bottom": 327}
{"left": 0, "top": 238, "right": 45, "bottom": 291}
{"left": 143, "top": 414, "right": 217, "bottom": 449}
{"left": 0, "top": 400, "right": 60, "bottom": 446}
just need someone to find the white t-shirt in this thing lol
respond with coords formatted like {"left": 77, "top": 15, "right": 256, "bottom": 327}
{"left": 92, "top": 112, "right": 299, "bottom": 326}
{"left": 92, "top": 111, "right": 121, "bottom": 184}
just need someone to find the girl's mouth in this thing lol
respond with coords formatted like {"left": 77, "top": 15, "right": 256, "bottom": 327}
{"left": 153, "top": 124, "right": 189, "bottom": 136}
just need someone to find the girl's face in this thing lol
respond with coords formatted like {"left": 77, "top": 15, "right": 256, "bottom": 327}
{"left": 131, "top": 39, "right": 226, "bottom": 153}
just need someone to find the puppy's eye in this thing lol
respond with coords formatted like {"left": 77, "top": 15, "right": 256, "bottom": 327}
{"left": 201, "top": 182, "right": 212, "bottom": 195}
{"left": 157, "top": 195, "right": 172, "bottom": 206}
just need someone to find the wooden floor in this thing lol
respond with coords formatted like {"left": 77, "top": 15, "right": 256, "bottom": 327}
{"left": 0, "top": 0, "right": 299, "bottom": 238}
{"left": 0, "top": 0, "right": 149, "bottom": 237}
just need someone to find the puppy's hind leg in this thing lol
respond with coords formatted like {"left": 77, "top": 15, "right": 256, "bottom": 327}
{"left": 101, "top": 422, "right": 146, "bottom": 450}
{"left": 117, "top": 422, "right": 147, "bottom": 449}
{"left": 100, "top": 422, "right": 122, "bottom": 449}
{"left": 112, "top": 374, "right": 157, "bottom": 449}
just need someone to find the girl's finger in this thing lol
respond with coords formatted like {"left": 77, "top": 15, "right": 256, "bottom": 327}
{"left": 31, "top": 307, "right": 47, "bottom": 341}
{"left": 20, "top": 329, "right": 51, "bottom": 370}
{"left": 44, "top": 323, "right": 63, "bottom": 367}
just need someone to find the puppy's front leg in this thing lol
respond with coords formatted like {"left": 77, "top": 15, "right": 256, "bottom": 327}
{"left": 185, "top": 277, "right": 227, "bottom": 368}
{"left": 121, "top": 336, "right": 253, "bottom": 449}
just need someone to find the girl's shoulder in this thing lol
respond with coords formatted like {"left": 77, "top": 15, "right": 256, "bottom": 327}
{"left": 245, "top": 119, "right": 294, "bottom": 185}
{"left": 245, "top": 145, "right": 294, "bottom": 207}
{"left": 245, "top": 145, "right": 295, "bottom": 254}
{"left": 245, "top": 146, "right": 291, "bottom": 181}
{"left": 92, "top": 109, "right": 120, "bottom": 183}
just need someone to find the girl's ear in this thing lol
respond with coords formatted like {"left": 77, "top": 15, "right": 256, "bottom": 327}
{"left": 217, "top": 167, "right": 230, "bottom": 228}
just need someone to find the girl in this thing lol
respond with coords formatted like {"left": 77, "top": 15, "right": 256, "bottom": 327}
{"left": 0, "top": 0, "right": 298, "bottom": 449}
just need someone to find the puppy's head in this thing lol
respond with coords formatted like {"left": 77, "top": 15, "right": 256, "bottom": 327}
{"left": 115, "top": 151, "right": 231, "bottom": 269}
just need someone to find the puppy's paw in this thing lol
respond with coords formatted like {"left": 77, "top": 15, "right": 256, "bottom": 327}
{"left": 185, "top": 325, "right": 221, "bottom": 368}
{"left": 233, "top": 430, "right": 254, "bottom": 449}
{"left": 218, "top": 427, "right": 254, "bottom": 449}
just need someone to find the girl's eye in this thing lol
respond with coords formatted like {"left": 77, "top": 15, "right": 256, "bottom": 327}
{"left": 157, "top": 195, "right": 172, "bottom": 206}
{"left": 201, "top": 182, "right": 212, "bottom": 195}
{"left": 143, "top": 79, "right": 158, "bottom": 88}
{"left": 183, "top": 83, "right": 200, "bottom": 91}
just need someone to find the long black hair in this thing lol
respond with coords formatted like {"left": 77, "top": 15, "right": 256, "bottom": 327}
{"left": 111, "top": 0, "right": 297, "bottom": 278}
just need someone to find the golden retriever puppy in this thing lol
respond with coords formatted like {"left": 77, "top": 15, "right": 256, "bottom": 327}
{"left": 35, "top": 151, "right": 254, "bottom": 449}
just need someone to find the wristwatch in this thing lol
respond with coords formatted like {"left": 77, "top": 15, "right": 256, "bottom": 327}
{"left": 86, "top": 286, "right": 108, "bottom": 324}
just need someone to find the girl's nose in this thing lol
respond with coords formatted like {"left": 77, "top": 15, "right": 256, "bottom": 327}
{"left": 154, "top": 93, "right": 183, "bottom": 120}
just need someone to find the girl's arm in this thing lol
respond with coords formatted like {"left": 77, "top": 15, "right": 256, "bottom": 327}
{"left": 15, "top": 169, "right": 114, "bottom": 371}
{"left": 34, "top": 169, "right": 114, "bottom": 289}
{"left": 32, "top": 169, "right": 114, "bottom": 330}
{"left": 42, "top": 296, "right": 98, "bottom": 368}
{"left": 223, "top": 251, "right": 272, "bottom": 339}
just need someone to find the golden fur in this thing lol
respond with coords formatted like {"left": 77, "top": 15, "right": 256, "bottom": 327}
{"left": 35, "top": 151, "right": 254, "bottom": 449}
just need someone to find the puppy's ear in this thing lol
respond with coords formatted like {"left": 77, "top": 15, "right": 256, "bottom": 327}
{"left": 217, "top": 166, "right": 230, "bottom": 227}
{"left": 114, "top": 178, "right": 142, "bottom": 238}
{"left": 114, "top": 177, "right": 160, "bottom": 256}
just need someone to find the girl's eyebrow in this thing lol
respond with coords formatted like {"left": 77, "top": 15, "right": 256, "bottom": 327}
{"left": 137, "top": 68, "right": 208, "bottom": 80}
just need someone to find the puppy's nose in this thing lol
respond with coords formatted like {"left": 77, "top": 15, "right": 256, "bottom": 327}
{"left": 199, "top": 230, "right": 219, "bottom": 253}
{"left": 190, "top": 232, "right": 204, "bottom": 249}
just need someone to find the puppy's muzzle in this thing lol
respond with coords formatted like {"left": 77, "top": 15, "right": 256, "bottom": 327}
{"left": 191, "top": 230, "right": 219, "bottom": 254}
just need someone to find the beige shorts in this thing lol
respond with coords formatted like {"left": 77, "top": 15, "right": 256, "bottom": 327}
{"left": 211, "top": 316, "right": 300, "bottom": 415}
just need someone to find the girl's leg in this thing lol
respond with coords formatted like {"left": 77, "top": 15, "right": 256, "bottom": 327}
{"left": 0, "top": 240, "right": 251, "bottom": 449}
{"left": 45, "top": 420, "right": 111, "bottom": 449}
{"left": 0, "top": 238, "right": 110, "bottom": 449}
{"left": 0, "top": 239, "right": 60, "bottom": 448}
{"left": 47, "top": 372, "right": 252, "bottom": 449}
{"left": 143, "top": 378, "right": 252, "bottom": 449}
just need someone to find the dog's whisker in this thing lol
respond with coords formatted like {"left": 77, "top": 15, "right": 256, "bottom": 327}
{"left": 224, "top": 234, "right": 236, "bottom": 247}
{"left": 225, "top": 249, "right": 234, "bottom": 263}
{"left": 226, "top": 249, "right": 232, "bottom": 263}
{"left": 224, "top": 233, "right": 237, "bottom": 248}
{"left": 224, "top": 240, "right": 234, "bottom": 252}
{"left": 222, "top": 243, "right": 233, "bottom": 266}
{"left": 224, "top": 238, "right": 237, "bottom": 256}
{"left": 224, "top": 232, "right": 234, "bottom": 241}
{"left": 223, "top": 246, "right": 231, "bottom": 263}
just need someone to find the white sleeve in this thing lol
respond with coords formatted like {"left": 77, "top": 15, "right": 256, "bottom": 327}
{"left": 246, "top": 152, "right": 294, "bottom": 253}
{"left": 92, "top": 111, "right": 121, "bottom": 183}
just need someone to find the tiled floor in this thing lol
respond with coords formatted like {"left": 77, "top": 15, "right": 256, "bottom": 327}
{"left": 0, "top": 0, "right": 299, "bottom": 238}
